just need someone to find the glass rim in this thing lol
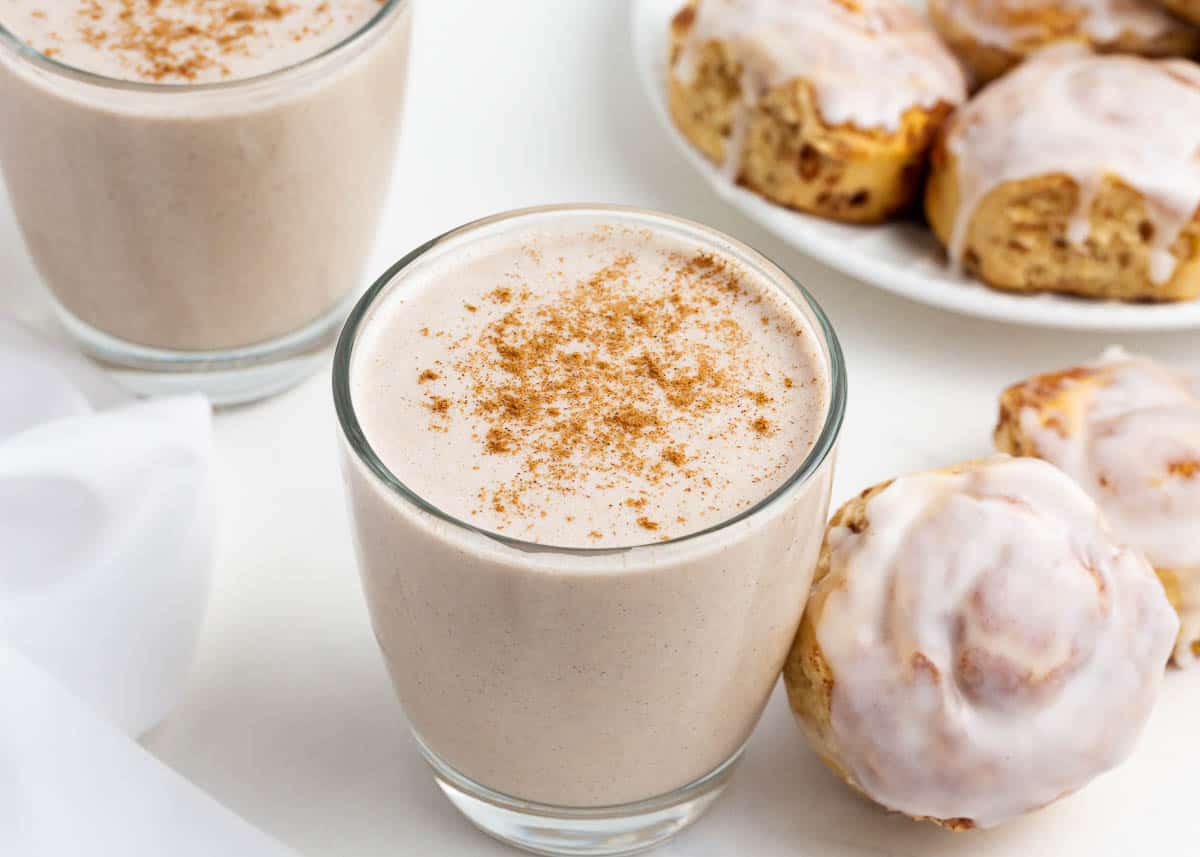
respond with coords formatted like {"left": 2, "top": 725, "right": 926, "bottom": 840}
{"left": 333, "top": 204, "right": 848, "bottom": 557}
{"left": 0, "top": 0, "right": 408, "bottom": 94}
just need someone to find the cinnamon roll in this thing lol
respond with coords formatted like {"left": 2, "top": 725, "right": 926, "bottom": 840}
{"left": 667, "top": 0, "right": 966, "bottom": 223}
{"left": 996, "top": 349, "right": 1200, "bottom": 667}
{"left": 783, "top": 456, "right": 1177, "bottom": 829}
{"left": 928, "top": 0, "right": 1199, "bottom": 86}
{"left": 926, "top": 46, "right": 1200, "bottom": 302}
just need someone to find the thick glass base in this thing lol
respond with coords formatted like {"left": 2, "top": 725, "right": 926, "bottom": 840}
{"left": 55, "top": 297, "right": 353, "bottom": 407}
{"left": 416, "top": 735, "right": 742, "bottom": 856}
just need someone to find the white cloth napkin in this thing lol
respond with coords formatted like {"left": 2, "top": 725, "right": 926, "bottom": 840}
{"left": 0, "top": 319, "right": 306, "bottom": 857}
{"left": 0, "top": 644, "right": 299, "bottom": 857}
{"left": 0, "top": 318, "right": 214, "bottom": 736}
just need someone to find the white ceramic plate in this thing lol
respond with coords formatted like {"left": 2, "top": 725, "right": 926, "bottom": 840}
{"left": 632, "top": 0, "right": 1200, "bottom": 331}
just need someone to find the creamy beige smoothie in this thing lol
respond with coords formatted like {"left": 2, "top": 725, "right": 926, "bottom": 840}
{"left": 337, "top": 208, "right": 844, "bottom": 813}
{"left": 0, "top": 0, "right": 410, "bottom": 360}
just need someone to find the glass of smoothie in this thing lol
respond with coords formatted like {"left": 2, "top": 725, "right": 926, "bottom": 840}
{"left": 0, "top": 0, "right": 412, "bottom": 404}
{"left": 334, "top": 205, "right": 846, "bottom": 855}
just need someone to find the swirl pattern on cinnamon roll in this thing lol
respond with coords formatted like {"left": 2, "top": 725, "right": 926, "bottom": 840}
{"left": 996, "top": 349, "right": 1200, "bottom": 667}
{"left": 925, "top": 46, "right": 1200, "bottom": 301}
{"left": 668, "top": 0, "right": 966, "bottom": 223}
{"left": 928, "top": 0, "right": 1200, "bottom": 86}
{"left": 783, "top": 456, "right": 1177, "bottom": 829}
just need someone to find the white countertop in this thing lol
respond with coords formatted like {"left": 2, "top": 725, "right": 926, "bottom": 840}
{"left": 2, "top": 1, "right": 1197, "bottom": 855}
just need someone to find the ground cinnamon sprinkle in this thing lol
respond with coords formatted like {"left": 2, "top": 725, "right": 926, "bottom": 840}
{"left": 41, "top": 0, "right": 371, "bottom": 80}
{"left": 484, "top": 426, "right": 515, "bottom": 454}
{"left": 1169, "top": 460, "right": 1199, "bottom": 479}
{"left": 418, "top": 369, "right": 439, "bottom": 383}
{"left": 425, "top": 243, "right": 802, "bottom": 532}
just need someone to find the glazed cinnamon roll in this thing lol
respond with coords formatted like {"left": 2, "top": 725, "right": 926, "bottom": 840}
{"left": 783, "top": 456, "right": 1177, "bottom": 829}
{"left": 926, "top": 46, "right": 1200, "bottom": 301}
{"left": 928, "top": 0, "right": 1199, "bottom": 86}
{"left": 996, "top": 349, "right": 1200, "bottom": 667}
{"left": 668, "top": 0, "right": 966, "bottom": 223}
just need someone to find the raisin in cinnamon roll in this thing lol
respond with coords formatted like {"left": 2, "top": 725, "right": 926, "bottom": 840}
{"left": 926, "top": 46, "right": 1200, "bottom": 301}
{"left": 928, "top": 0, "right": 1199, "bottom": 87}
{"left": 668, "top": 0, "right": 966, "bottom": 223}
{"left": 783, "top": 456, "right": 1177, "bottom": 829}
{"left": 996, "top": 349, "right": 1200, "bottom": 667}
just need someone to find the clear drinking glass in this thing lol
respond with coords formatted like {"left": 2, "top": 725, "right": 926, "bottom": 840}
{"left": 0, "top": 0, "right": 412, "bottom": 404}
{"left": 334, "top": 205, "right": 846, "bottom": 855}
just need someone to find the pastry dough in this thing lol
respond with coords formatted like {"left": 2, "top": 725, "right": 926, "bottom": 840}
{"left": 996, "top": 349, "right": 1200, "bottom": 666}
{"left": 1161, "top": 0, "right": 1200, "bottom": 25}
{"left": 668, "top": 0, "right": 966, "bottom": 223}
{"left": 926, "top": 46, "right": 1200, "bottom": 301}
{"left": 783, "top": 456, "right": 1177, "bottom": 829}
{"left": 928, "top": 0, "right": 1199, "bottom": 86}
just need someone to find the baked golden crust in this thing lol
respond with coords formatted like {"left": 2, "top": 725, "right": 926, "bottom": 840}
{"left": 780, "top": 487, "right": 863, "bottom": 809}
{"left": 994, "top": 365, "right": 1100, "bottom": 456}
{"left": 667, "top": 5, "right": 956, "bottom": 224}
{"left": 928, "top": 0, "right": 1080, "bottom": 86}
{"left": 1161, "top": 0, "right": 1200, "bottom": 26}
{"left": 927, "top": 0, "right": 1200, "bottom": 87}
{"left": 782, "top": 471, "right": 977, "bottom": 832}
{"left": 926, "top": 145, "right": 1200, "bottom": 301}
{"left": 1156, "top": 567, "right": 1200, "bottom": 659}
{"left": 995, "top": 364, "right": 1200, "bottom": 662}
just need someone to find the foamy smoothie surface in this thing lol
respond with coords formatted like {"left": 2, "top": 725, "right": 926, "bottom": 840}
{"left": 1, "top": 0, "right": 387, "bottom": 82}
{"left": 351, "top": 224, "right": 830, "bottom": 549}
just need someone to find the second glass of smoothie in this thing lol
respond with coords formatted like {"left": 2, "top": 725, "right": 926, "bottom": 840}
{"left": 0, "top": 0, "right": 412, "bottom": 403}
{"left": 335, "top": 205, "right": 846, "bottom": 855}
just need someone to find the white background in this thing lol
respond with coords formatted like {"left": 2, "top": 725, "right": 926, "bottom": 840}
{"left": 2, "top": 1, "right": 1197, "bottom": 855}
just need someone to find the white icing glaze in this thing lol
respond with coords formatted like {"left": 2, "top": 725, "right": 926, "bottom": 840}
{"left": 672, "top": 0, "right": 966, "bottom": 151}
{"left": 945, "top": 46, "right": 1200, "bottom": 284}
{"left": 721, "top": 77, "right": 755, "bottom": 181}
{"left": 814, "top": 456, "right": 1176, "bottom": 827}
{"left": 930, "top": 0, "right": 1184, "bottom": 51}
{"left": 1018, "top": 348, "right": 1200, "bottom": 666}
